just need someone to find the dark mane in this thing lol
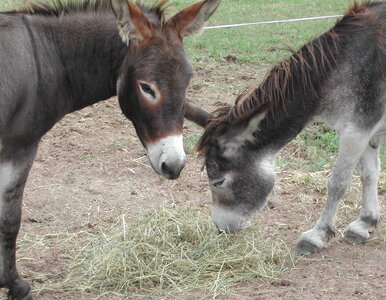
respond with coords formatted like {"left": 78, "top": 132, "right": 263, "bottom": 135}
{"left": 14, "top": 0, "right": 169, "bottom": 18}
{"left": 197, "top": 1, "right": 385, "bottom": 156}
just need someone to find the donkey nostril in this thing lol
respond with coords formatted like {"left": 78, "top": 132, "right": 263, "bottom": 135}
{"left": 161, "top": 162, "right": 169, "bottom": 173}
{"left": 161, "top": 162, "right": 182, "bottom": 179}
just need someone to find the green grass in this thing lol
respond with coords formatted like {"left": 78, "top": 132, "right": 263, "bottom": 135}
{"left": 185, "top": 132, "right": 202, "bottom": 154}
{"left": 277, "top": 125, "right": 385, "bottom": 191}
{"left": 0, "top": 0, "right": 23, "bottom": 11}
{"left": 299, "top": 127, "right": 340, "bottom": 171}
{"left": 171, "top": 0, "right": 354, "bottom": 64}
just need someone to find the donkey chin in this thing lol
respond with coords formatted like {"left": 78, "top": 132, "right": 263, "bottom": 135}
{"left": 211, "top": 204, "right": 253, "bottom": 234}
{"left": 146, "top": 135, "right": 186, "bottom": 179}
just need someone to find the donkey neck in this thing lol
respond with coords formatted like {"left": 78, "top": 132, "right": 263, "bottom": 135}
{"left": 251, "top": 83, "right": 324, "bottom": 156}
{"left": 25, "top": 11, "right": 127, "bottom": 112}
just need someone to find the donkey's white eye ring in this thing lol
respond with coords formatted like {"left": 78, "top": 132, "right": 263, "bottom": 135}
{"left": 139, "top": 82, "right": 155, "bottom": 98}
{"left": 137, "top": 80, "right": 161, "bottom": 103}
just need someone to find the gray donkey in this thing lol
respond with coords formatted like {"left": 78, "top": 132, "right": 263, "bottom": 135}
{"left": 189, "top": 1, "right": 385, "bottom": 255}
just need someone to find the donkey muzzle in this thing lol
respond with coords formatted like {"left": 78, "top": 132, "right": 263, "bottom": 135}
{"left": 211, "top": 204, "right": 252, "bottom": 233}
{"left": 147, "top": 135, "right": 186, "bottom": 179}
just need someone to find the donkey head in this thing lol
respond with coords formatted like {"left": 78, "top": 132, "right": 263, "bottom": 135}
{"left": 111, "top": 0, "right": 221, "bottom": 179}
{"left": 192, "top": 102, "right": 276, "bottom": 233}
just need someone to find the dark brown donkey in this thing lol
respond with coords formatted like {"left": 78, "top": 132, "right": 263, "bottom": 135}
{"left": 0, "top": 0, "right": 221, "bottom": 298}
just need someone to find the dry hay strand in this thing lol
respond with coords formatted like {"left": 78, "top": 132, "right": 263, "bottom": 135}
{"left": 63, "top": 206, "right": 294, "bottom": 298}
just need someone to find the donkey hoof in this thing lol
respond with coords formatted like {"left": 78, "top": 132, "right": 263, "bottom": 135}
{"left": 296, "top": 240, "right": 321, "bottom": 255}
{"left": 22, "top": 293, "right": 34, "bottom": 300}
{"left": 7, "top": 291, "right": 34, "bottom": 300}
{"left": 18, "top": 294, "right": 33, "bottom": 300}
{"left": 344, "top": 230, "right": 368, "bottom": 245}
{"left": 7, "top": 278, "right": 33, "bottom": 300}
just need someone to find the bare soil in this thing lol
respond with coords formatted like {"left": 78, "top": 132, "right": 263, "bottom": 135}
{"left": 1, "top": 61, "right": 385, "bottom": 300}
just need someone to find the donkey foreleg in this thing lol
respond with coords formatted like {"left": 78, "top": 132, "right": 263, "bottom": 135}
{"left": 297, "top": 127, "right": 370, "bottom": 254}
{"left": 345, "top": 141, "right": 381, "bottom": 244}
{"left": 0, "top": 146, "right": 37, "bottom": 300}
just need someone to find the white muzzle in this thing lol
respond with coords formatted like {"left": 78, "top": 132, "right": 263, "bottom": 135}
{"left": 147, "top": 135, "right": 186, "bottom": 179}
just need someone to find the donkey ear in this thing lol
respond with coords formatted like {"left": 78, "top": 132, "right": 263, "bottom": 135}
{"left": 185, "top": 100, "right": 210, "bottom": 128}
{"left": 218, "top": 103, "right": 270, "bottom": 157}
{"left": 167, "top": 0, "right": 221, "bottom": 37}
{"left": 111, "top": 0, "right": 153, "bottom": 44}
{"left": 235, "top": 102, "right": 270, "bottom": 142}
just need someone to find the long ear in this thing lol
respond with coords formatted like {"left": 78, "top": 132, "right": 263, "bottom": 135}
{"left": 234, "top": 102, "right": 270, "bottom": 142}
{"left": 167, "top": 0, "right": 221, "bottom": 38}
{"left": 110, "top": 0, "right": 153, "bottom": 45}
{"left": 219, "top": 103, "right": 270, "bottom": 157}
{"left": 185, "top": 100, "right": 210, "bottom": 128}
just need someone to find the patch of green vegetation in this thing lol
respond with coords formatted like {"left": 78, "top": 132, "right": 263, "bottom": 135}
{"left": 0, "top": 0, "right": 23, "bottom": 11}
{"left": 298, "top": 126, "right": 339, "bottom": 172}
{"left": 171, "top": 0, "right": 354, "bottom": 64}
{"left": 185, "top": 131, "right": 202, "bottom": 154}
{"left": 277, "top": 126, "right": 385, "bottom": 192}
{"left": 379, "top": 147, "right": 386, "bottom": 190}
{"left": 296, "top": 173, "right": 315, "bottom": 187}
{"left": 368, "top": 225, "right": 386, "bottom": 245}
{"left": 276, "top": 125, "right": 339, "bottom": 172}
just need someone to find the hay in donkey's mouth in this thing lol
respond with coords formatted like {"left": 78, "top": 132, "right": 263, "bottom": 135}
{"left": 65, "top": 206, "right": 293, "bottom": 298}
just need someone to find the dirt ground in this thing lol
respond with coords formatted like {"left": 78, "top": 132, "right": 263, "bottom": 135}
{"left": 1, "top": 61, "right": 385, "bottom": 300}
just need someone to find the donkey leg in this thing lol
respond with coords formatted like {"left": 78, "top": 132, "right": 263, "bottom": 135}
{"left": 0, "top": 146, "right": 37, "bottom": 300}
{"left": 345, "top": 141, "right": 381, "bottom": 244}
{"left": 297, "top": 127, "right": 369, "bottom": 254}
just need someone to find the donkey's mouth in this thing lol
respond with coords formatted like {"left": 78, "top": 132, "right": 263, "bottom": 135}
{"left": 216, "top": 217, "right": 252, "bottom": 234}
{"left": 211, "top": 204, "right": 252, "bottom": 233}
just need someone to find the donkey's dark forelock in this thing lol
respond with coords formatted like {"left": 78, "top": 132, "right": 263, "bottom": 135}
{"left": 197, "top": 0, "right": 386, "bottom": 157}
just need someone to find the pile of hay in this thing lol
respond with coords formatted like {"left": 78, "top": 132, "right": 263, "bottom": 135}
{"left": 65, "top": 206, "right": 293, "bottom": 298}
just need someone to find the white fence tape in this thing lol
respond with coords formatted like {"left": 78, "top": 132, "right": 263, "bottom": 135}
{"left": 204, "top": 15, "right": 344, "bottom": 30}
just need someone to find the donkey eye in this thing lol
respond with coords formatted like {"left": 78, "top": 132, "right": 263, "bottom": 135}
{"left": 139, "top": 82, "right": 155, "bottom": 98}
{"left": 212, "top": 178, "right": 225, "bottom": 187}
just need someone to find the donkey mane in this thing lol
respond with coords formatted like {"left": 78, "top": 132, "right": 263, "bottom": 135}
{"left": 15, "top": 0, "right": 169, "bottom": 18}
{"left": 197, "top": 1, "right": 385, "bottom": 156}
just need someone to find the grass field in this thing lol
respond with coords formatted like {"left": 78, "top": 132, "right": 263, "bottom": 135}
{"left": 1, "top": 0, "right": 22, "bottom": 11}
{"left": 172, "top": 0, "right": 354, "bottom": 64}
